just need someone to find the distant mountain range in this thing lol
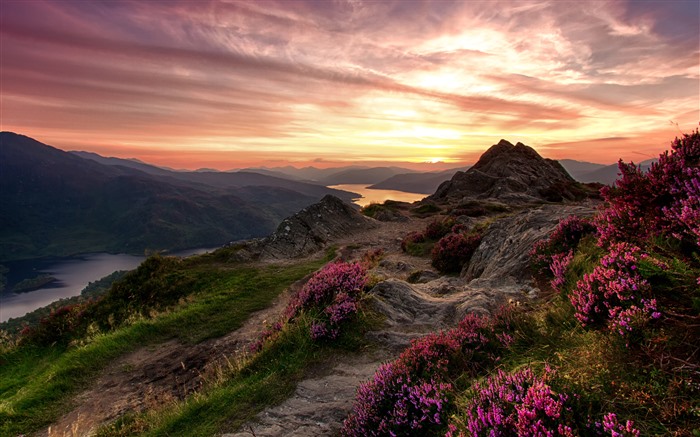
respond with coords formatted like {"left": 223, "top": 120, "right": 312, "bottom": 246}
{"left": 0, "top": 132, "right": 356, "bottom": 262}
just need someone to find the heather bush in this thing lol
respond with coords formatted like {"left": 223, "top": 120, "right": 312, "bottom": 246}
{"left": 596, "top": 129, "right": 700, "bottom": 251}
{"left": 252, "top": 261, "right": 368, "bottom": 350}
{"left": 19, "top": 302, "right": 92, "bottom": 346}
{"left": 431, "top": 232, "right": 482, "bottom": 274}
{"left": 424, "top": 217, "right": 455, "bottom": 240}
{"left": 342, "top": 312, "right": 514, "bottom": 436}
{"left": 401, "top": 230, "right": 427, "bottom": 253}
{"left": 530, "top": 215, "right": 596, "bottom": 280}
{"left": 447, "top": 367, "right": 639, "bottom": 437}
{"left": 569, "top": 243, "right": 660, "bottom": 340}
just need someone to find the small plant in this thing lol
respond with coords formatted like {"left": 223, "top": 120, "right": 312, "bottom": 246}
{"left": 425, "top": 218, "right": 456, "bottom": 240}
{"left": 342, "top": 311, "right": 514, "bottom": 436}
{"left": 530, "top": 215, "right": 596, "bottom": 280}
{"left": 431, "top": 233, "right": 482, "bottom": 274}
{"left": 569, "top": 243, "right": 660, "bottom": 341}
{"left": 448, "top": 366, "right": 640, "bottom": 437}
{"left": 252, "top": 260, "right": 369, "bottom": 350}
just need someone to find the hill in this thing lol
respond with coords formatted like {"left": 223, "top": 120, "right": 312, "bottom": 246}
{"left": 0, "top": 132, "right": 353, "bottom": 261}
{"left": 576, "top": 158, "right": 657, "bottom": 184}
{"left": 431, "top": 139, "right": 589, "bottom": 202}
{"left": 318, "top": 166, "right": 417, "bottom": 186}
{"left": 1, "top": 132, "right": 697, "bottom": 436}
{"left": 368, "top": 167, "right": 467, "bottom": 194}
{"left": 558, "top": 159, "right": 607, "bottom": 180}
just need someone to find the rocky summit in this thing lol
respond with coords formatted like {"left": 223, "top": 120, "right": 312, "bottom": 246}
{"left": 261, "top": 195, "right": 379, "bottom": 259}
{"left": 431, "top": 139, "right": 587, "bottom": 203}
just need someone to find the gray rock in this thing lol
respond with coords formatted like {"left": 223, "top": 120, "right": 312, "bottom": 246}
{"left": 261, "top": 195, "right": 379, "bottom": 259}
{"left": 463, "top": 203, "right": 596, "bottom": 286}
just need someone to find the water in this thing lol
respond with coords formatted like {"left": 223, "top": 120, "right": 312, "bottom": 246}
{"left": 328, "top": 184, "right": 426, "bottom": 207}
{"left": 0, "top": 248, "right": 215, "bottom": 323}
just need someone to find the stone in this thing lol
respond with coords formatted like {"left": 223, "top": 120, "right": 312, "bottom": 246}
{"left": 261, "top": 195, "right": 379, "bottom": 259}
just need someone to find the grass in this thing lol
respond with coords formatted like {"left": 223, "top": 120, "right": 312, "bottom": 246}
{"left": 0, "top": 256, "right": 329, "bottom": 436}
{"left": 96, "top": 307, "right": 379, "bottom": 436}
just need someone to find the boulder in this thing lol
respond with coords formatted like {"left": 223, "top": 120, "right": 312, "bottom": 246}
{"left": 261, "top": 195, "right": 379, "bottom": 259}
{"left": 463, "top": 203, "right": 596, "bottom": 286}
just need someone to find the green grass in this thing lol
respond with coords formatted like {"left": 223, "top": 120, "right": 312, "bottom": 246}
{"left": 0, "top": 257, "right": 328, "bottom": 436}
{"left": 96, "top": 309, "right": 378, "bottom": 436}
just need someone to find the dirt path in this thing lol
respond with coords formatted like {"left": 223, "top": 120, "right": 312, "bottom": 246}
{"left": 41, "top": 277, "right": 309, "bottom": 437}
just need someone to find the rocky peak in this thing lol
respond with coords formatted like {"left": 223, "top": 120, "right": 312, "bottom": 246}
{"left": 261, "top": 195, "right": 378, "bottom": 259}
{"left": 430, "top": 139, "right": 584, "bottom": 203}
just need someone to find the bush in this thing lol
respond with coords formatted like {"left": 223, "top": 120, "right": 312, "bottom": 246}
{"left": 342, "top": 312, "right": 514, "bottom": 436}
{"left": 251, "top": 261, "right": 369, "bottom": 350}
{"left": 20, "top": 302, "right": 92, "bottom": 346}
{"left": 569, "top": 243, "right": 660, "bottom": 341}
{"left": 448, "top": 367, "right": 640, "bottom": 437}
{"left": 431, "top": 233, "right": 482, "bottom": 274}
{"left": 530, "top": 215, "right": 596, "bottom": 280}
{"left": 596, "top": 129, "right": 700, "bottom": 251}
{"left": 425, "top": 218, "right": 456, "bottom": 240}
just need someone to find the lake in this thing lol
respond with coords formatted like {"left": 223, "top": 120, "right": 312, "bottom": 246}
{"left": 0, "top": 248, "right": 215, "bottom": 323}
{"left": 328, "top": 184, "right": 426, "bottom": 207}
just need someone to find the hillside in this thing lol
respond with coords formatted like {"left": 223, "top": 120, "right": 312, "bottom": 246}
{"left": 319, "top": 166, "right": 417, "bottom": 185}
{"left": 1, "top": 133, "right": 697, "bottom": 436}
{"left": 368, "top": 167, "right": 467, "bottom": 194}
{"left": 0, "top": 132, "right": 354, "bottom": 262}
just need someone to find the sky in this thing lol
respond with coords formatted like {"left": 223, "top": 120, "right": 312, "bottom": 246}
{"left": 1, "top": 0, "right": 698, "bottom": 170}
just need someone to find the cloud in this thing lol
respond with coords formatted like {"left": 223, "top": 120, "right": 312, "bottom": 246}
{"left": 1, "top": 0, "right": 697, "bottom": 168}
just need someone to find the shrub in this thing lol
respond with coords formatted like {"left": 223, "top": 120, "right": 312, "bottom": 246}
{"left": 251, "top": 261, "right": 369, "bottom": 350}
{"left": 401, "top": 231, "right": 426, "bottom": 252}
{"left": 342, "top": 312, "right": 514, "bottom": 436}
{"left": 448, "top": 367, "right": 640, "bottom": 437}
{"left": 20, "top": 302, "right": 92, "bottom": 346}
{"left": 425, "top": 218, "right": 455, "bottom": 240}
{"left": 596, "top": 129, "right": 700, "bottom": 251}
{"left": 431, "top": 233, "right": 482, "bottom": 274}
{"left": 569, "top": 243, "right": 660, "bottom": 341}
{"left": 530, "top": 215, "right": 596, "bottom": 280}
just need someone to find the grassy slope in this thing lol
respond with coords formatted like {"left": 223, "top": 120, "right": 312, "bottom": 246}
{"left": 0, "top": 252, "right": 330, "bottom": 436}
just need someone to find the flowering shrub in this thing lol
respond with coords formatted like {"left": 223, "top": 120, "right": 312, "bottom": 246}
{"left": 431, "top": 233, "right": 482, "bottom": 274}
{"left": 20, "top": 302, "right": 91, "bottom": 346}
{"left": 401, "top": 231, "right": 426, "bottom": 252}
{"left": 550, "top": 251, "right": 574, "bottom": 292}
{"left": 530, "top": 215, "right": 596, "bottom": 279}
{"left": 447, "top": 367, "right": 640, "bottom": 437}
{"left": 342, "top": 312, "right": 514, "bottom": 436}
{"left": 596, "top": 129, "right": 700, "bottom": 250}
{"left": 251, "top": 261, "right": 368, "bottom": 350}
{"left": 569, "top": 243, "right": 660, "bottom": 339}
{"left": 458, "top": 367, "right": 577, "bottom": 436}
{"left": 425, "top": 218, "right": 456, "bottom": 240}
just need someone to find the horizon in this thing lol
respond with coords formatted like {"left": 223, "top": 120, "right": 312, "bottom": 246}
{"left": 1, "top": 1, "right": 698, "bottom": 170}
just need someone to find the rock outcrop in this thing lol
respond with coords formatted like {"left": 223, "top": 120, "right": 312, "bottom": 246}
{"left": 464, "top": 203, "right": 596, "bottom": 287}
{"left": 431, "top": 139, "right": 586, "bottom": 203}
{"left": 261, "top": 195, "right": 379, "bottom": 259}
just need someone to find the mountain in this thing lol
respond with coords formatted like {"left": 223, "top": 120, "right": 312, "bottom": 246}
{"left": 318, "top": 167, "right": 417, "bottom": 185}
{"left": 368, "top": 167, "right": 468, "bottom": 194}
{"left": 244, "top": 165, "right": 369, "bottom": 183}
{"left": 576, "top": 158, "right": 657, "bottom": 185}
{"left": 74, "top": 151, "right": 352, "bottom": 200}
{"left": 558, "top": 159, "right": 606, "bottom": 181}
{"left": 0, "top": 132, "right": 353, "bottom": 262}
{"left": 430, "top": 139, "right": 588, "bottom": 203}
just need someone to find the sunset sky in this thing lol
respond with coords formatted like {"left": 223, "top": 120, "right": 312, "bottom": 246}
{"left": 1, "top": 0, "right": 698, "bottom": 170}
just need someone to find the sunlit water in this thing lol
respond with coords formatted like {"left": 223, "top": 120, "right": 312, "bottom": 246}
{"left": 0, "top": 248, "right": 215, "bottom": 322}
{"left": 328, "top": 184, "right": 426, "bottom": 207}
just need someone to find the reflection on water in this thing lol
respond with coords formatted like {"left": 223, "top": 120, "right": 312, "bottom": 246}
{"left": 327, "top": 184, "right": 425, "bottom": 207}
{"left": 0, "top": 248, "right": 215, "bottom": 322}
